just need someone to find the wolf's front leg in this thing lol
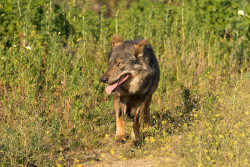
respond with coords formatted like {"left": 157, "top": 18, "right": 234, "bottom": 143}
{"left": 114, "top": 97, "right": 126, "bottom": 142}
{"left": 131, "top": 104, "right": 143, "bottom": 143}
{"left": 131, "top": 111, "right": 141, "bottom": 142}
{"left": 143, "top": 97, "right": 152, "bottom": 128}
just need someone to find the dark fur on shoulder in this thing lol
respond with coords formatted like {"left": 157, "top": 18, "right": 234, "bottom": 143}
{"left": 100, "top": 34, "right": 160, "bottom": 143}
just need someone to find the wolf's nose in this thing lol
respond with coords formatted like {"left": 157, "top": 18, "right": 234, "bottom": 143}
{"left": 100, "top": 76, "right": 109, "bottom": 83}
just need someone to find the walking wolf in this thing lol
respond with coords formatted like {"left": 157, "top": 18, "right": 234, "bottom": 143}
{"left": 100, "top": 34, "right": 160, "bottom": 143}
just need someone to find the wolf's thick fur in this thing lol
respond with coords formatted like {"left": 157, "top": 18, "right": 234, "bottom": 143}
{"left": 100, "top": 34, "right": 160, "bottom": 143}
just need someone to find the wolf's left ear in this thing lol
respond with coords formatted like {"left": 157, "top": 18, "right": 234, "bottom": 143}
{"left": 112, "top": 34, "right": 123, "bottom": 47}
{"left": 134, "top": 38, "right": 148, "bottom": 57}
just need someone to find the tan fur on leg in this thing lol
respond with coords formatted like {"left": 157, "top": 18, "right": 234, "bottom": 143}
{"left": 114, "top": 97, "right": 125, "bottom": 142}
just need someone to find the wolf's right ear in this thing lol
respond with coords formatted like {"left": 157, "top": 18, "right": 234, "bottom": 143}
{"left": 112, "top": 34, "right": 123, "bottom": 47}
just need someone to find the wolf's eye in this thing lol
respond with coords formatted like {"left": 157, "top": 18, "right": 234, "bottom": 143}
{"left": 118, "top": 62, "right": 122, "bottom": 66}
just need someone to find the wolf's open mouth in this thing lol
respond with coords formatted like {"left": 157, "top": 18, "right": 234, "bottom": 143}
{"left": 106, "top": 74, "right": 130, "bottom": 95}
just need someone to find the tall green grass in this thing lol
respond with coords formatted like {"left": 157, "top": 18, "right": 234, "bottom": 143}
{"left": 0, "top": 0, "right": 249, "bottom": 166}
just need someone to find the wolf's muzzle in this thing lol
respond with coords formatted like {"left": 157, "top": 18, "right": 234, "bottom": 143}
{"left": 100, "top": 76, "right": 109, "bottom": 83}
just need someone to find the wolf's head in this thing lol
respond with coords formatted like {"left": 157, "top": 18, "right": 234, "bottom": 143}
{"left": 100, "top": 34, "right": 150, "bottom": 95}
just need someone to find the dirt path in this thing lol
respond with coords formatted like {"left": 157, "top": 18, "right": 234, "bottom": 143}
{"left": 89, "top": 157, "right": 182, "bottom": 167}
{"left": 83, "top": 151, "right": 182, "bottom": 167}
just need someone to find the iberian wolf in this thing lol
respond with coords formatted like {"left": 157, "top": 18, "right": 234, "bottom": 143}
{"left": 100, "top": 34, "right": 160, "bottom": 143}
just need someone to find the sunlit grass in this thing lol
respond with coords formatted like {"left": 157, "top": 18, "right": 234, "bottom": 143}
{"left": 0, "top": 0, "right": 249, "bottom": 166}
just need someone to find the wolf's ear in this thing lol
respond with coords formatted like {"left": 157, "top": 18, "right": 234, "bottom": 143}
{"left": 112, "top": 34, "right": 123, "bottom": 47}
{"left": 134, "top": 38, "right": 148, "bottom": 57}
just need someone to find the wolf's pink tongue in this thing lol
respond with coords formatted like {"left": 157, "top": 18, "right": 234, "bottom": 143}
{"left": 106, "top": 75, "right": 130, "bottom": 95}
{"left": 106, "top": 82, "right": 119, "bottom": 95}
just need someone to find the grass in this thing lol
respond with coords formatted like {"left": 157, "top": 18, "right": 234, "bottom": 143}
{"left": 0, "top": 0, "right": 249, "bottom": 166}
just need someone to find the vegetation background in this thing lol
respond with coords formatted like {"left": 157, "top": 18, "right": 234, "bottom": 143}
{"left": 0, "top": 0, "right": 249, "bottom": 166}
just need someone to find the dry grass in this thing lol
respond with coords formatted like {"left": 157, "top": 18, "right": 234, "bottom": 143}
{"left": 0, "top": 0, "right": 249, "bottom": 166}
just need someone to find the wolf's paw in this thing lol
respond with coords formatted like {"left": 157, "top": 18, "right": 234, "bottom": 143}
{"left": 130, "top": 139, "right": 141, "bottom": 146}
{"left": 142, "top": 125, "right": 151, "bottom": 130}
{"left": 115, "top": 134, "right": 126, "bottom": 143}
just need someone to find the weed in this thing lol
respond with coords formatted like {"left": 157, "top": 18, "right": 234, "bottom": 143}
{"left": 0, "top": 0, "right": 249, "bottom": 166}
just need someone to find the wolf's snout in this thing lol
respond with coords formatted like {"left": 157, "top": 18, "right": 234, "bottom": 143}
{"left": 100, "top": 76, "right": 109, "bottom": 83}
